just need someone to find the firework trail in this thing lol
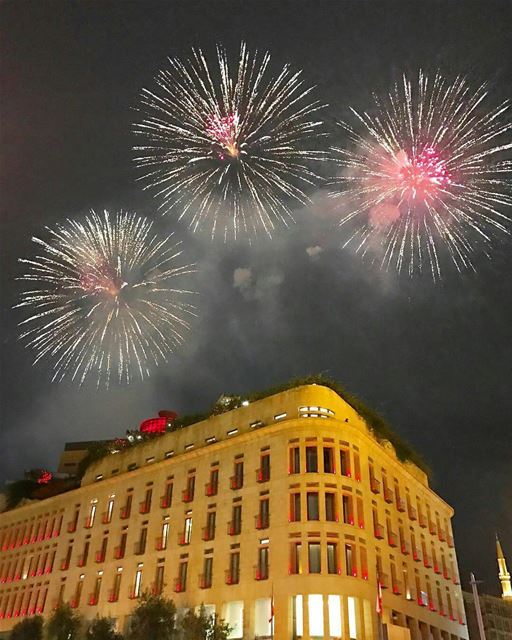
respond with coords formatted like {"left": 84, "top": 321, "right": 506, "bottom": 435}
{"left": 16, "top": 210, "right": 196, "bottom": 386}
{"left": 133, "top": 42, "right": 327, "bottom": 240}
{"left": 330, "top": 72, "right": 512, "bottom": 278}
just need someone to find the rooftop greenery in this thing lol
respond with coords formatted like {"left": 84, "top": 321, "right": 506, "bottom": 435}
{"left": 76, "top": 374, "right": 429, "bottom": 477}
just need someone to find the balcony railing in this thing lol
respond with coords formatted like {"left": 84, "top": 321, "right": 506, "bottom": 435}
{"left": 70, "top": 599, "right": 79, "bottom": 609}
{"left": 160, "top": 495, "right": 172, "bottom": 509}
{"left": 408, "top": 505, "right": 417, "bottom": 520}
{"left": 60, "top": 559, "right": 70, "bottom": 571}
{"left": 374, "top": 523, "right": 385, "bottom": 539}
{"left": 174, "top": 578, "right": 185, "bottom": 593}
{"left": 392, "top": 579, "right": 403, "bottom": 595}
{"left": 254, "top": 564, "right": 269, "bottom": 581}
{"left": 388, "top": 531, "right": 398, "bottom": 547}
{"left": 428, "top": 521, "right": 437, "bottom": 536}
{"left": 182, "top": 489, "right": 194, "bottom": 503}
{"left": 434, "top": 562, "right": 441, "bottom": 575}
{"left": 178, "top": 533, "right": 190, "bottom": 546}
{"left": 84, "top": 517, "right": 94, "bottom": 529}
{"left": 101, "top": 512, "right": 112, "bottom": 525}
{"left": 428, "top": 598, "right": 437, "bottom": 612}
{"left": 443, "top": 567, "right": 450, "bottom": 580}
{"left": 370, "top": 476, "right": 381, "bottom": 494}
{"left": 383, "top": 485, "right": 394, "bottom": 503}
{"left": 67, "top": 520, "right": 77, "bottom": 542}
{"left": 134, "top": 542, "right": 146, "bottom": 555}
{"left": 120, "top": 505, "right": 131, "bottom": 519}
{"left": 88, "top": 594, "right": 99, "bottom": 606}
{"left": 401, "top": 540, "right": 410, "bottom": 555}
{"left": 205, "top": 482, "right": 217, "bottom": 497}
{"left": 129, "top": 590, "right": 141, "bottom": 600}
{"left": 255, "top": 514, "right": 269, "bottom": 530}
{"left": 438, "top": 528, "right": 446, "bottom": 542}
{"left": 108, "top": 590, "right": 119, "bottom": 603}
{"left": 418, "top": 512, "right": 427, "bottom": 528}
{"left": 256, "top": 468, "right": 270, "bottom": 483}
{"left": 412, "top": 546, "right": 421, "bottom": 561}
{"left": 202, "top": 527, "right": 215, "bottom": 542}
{"left": 396, "top": 497, "right": 406, "bottom": 512}
{"left": 139, "top": 501, "right": 151, "bottom": 515}
{"left": 114, "top": 545, "right": 125, "bottom": 560}
{"left": 155, "top": 537, "right": 167, "bottom": 551}
{"left": 77, "top": 555, "right": 88, "bottom": 567}
{"left": 452, "top": 574, "right": 460, "bottom": 585}
{"left": 447, "top": 534, "right": 454, "bottom": 548}
{"left": 225, "top": 569, "right": 239, "bottom": 585}
{"left": 230, "top": 476, "right": 243, "bottom": 490}
{"left": 227, "top": 521, "right": 241, "bottom": 536}
{"left": 199, "top": 573, "right": 212, "bottom": 589}
{"left": 151, "top": 581, "right": 163, "bottom": 596}
{"left": 423, "top": 554, "right": 432, "bottom": 568}
{"left": 95, "top": 551, "right": 106, "bottom": 563}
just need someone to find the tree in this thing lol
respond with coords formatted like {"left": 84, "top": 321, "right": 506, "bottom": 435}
{"left": 9, "top": 615, "right": 43, "bottom": 640}
{"left": 87, "top": 617, "right": 124, "bottom": 640}
{"left": 126, "top": 593, "right": 177, "bottom": 640}
{"left": 45, "top": 603, "right": 82, "bottom": 640}
{"left": 180, "top": 605, "right": 231, "bottom": 640}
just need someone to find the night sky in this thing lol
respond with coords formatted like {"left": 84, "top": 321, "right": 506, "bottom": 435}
{"left": 1, "top": 0, "right": 511, "bottom": 597}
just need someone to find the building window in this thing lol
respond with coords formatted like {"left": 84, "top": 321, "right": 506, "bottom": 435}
{"left": 356, "top": 496, "right": 364, "bottom": 528}
{"left": 201, "top": 557, "right": 213, "bottom": 589}
{"left": 231, "top": 461, "right": 244, "bottom": 489}
{"left": 257, "top": 547, "right": 269, "bottom": 580}
{"left": 257, "top": 453, "right": 271, "bottom": 482}
{"left": 353, "top": 451, "right": 361, "bottom": 481}
{"left": 327, "top": 543, "right": 338, "bottom": 574}
{"left": 133, "top": 566, "right": 143, "bottom": 599}
{"left": 135, "top": 527, "right": 147, "bottom": 555}
{"left": 289, "top": 446, "right": 300, "bottom": 474}
{"left": 325, "top": 492, "right": 337, "bottom": 522}
{"left": 89, "top": 575, "right": 102, "bottom": 605}
{"left": 347, "top": 596, "right": 358, "bottom": 639}
{"left": 340, "top": 449, "right": 350, "bottom": 477}
{"left": 205, "top": 469, "right": 218, "bottom": 496}
{"left": 360, "top": 546, "right": 368, "bottom": 579}
{"left": 290, "top": 493, "right": 301, "bottom": 522}
{"left": 328, "top": 595, "right": 342, "bottom": 638}
{"left": 109, "top": 571, "right": 122, "bottom": 602}
{"left": 307, "top": 492, "right": 320, "bottom": 520}
{"left": 308, "top": 594, "right": 324, "bottom": 637}
{"left": 120, "top": 494, "right": 132, "bottom": 519}
{"left": 183, "top": 517, "right": 192, "bottom": 545}
{"left": 203, "top": 511, "right": 216, "bottom": 541}
{"left": 157, "top": 521, "right": 169, "bottom": 551}
{"left": 257, "top": 499, "right": 270, "bottom": 529}
{"left": 308, "top": 542, "right": 321, "bottom": 573}
{"left": 342, "top": 494, "right": 354, "bottom": 525}
{"left": 103, "top": 496, "right": 115, "bottom": 524}
{"left": 290, "top": 542, "right": 302, "bottom": 575}
{"left": 139, "top": 489, "right": 152, "bottom": 514}
{"left": 161, "top": 481, "right": 173, "bottom": 508}
{"left": 176, "top": 562, "right": 187, "bottom": 592}
{"left": 345, "top": 543, "right": 356, "bottom": 577}
{"left": 154, "top": 565, "right": 164, "bottom": 596}
{"left": 305, "top": 446, "right": 318, "bottom": 472}
{"left": 230, "top": 505, "right": 242, "bottom": 535}
{"left": 323, "top": 447, "right": 335, "bottom": 473}
{"left": 183, "top": 476, "right": 195, "bottom": 502}
{"left": 228, "top": 552, "right": 240, "bottom": 585}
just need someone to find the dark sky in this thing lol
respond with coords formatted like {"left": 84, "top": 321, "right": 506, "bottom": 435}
{"left": 1, "top": 0, "right": 511, "bottom": 597}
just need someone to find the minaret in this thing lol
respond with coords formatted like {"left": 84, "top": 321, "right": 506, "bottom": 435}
{"left": 496, "top": 534, "right": 512, "bottom": 601}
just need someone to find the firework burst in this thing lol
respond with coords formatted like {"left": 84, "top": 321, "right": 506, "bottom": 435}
{"left": 16, "top": 210, "right": 196, "bottom": 386}
{"left": 330, "top": 71, "right": 512, "bottom": 278}
{"left": 133, "top": 42, "right": 327, "bottom": 240}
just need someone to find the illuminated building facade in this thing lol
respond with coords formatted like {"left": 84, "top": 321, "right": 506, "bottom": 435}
{"left": 0, "top": 384, "right": 468, "bottom": 639}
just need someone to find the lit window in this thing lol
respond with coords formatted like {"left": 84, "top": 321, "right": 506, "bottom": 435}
{"left": 328, "top": 595, "right": 342, "bottom": 638}
{"left": 308, "top": 594, "right": 324, "bottom": 637}
{"left": 274, "top": 412, "right": 287, "bottom": 421}
{"left": 254, "top": 598, "right": 272, "bottom": 637}
{"left": 347, "top": 597, "right": 358, "bottom": 639}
